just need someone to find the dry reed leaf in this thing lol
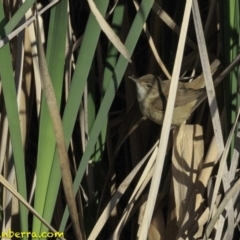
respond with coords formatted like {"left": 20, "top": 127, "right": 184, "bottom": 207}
{"left": 206, "top": 107, "right": 240, "bottom": 239}
{"left": 229, "top": 134, "right": 239, "bottom": 182}
{"left": 214, "top": 214, "right": 225, "bottom": 240}
{"left": 197, "top": 138, "right": 218, "bottom": 189}
{"left": 204, "top": 177, "right": 240, "bottom": 240}
{"left": 0, "top": 175, "right": 65, "bottom": 239}
{"left": 172, "top": 125, "right": 204, "bottom": 232}
{"left": 152, "top": 2, "right": 197, "bottom": 51}
{"left": 148, "top": 205, "right": 167, "bottom": 240}
{"left": 25, "top": 8, "right": 42, "bottom": 116}
{"left": 111, "top": 145, "right": 158, "bottom": 239}
{"left": 138, "top": 194, "right": 167, "bottom": 240}
{"left": 18, "top": 27, "right": 33, "bottom": 149}
{"left": 138, "top": 200, "right": 147, "bottom": 237}
{"left": 0, "top": 0, "right": 60, "bottom": 49}
{"left": 166, "top": 180, "right": 178, "bottom": 240}
{"left": 186, "top": 194, "right": 222, "bottom": 238}
{"left": 24, "top": 8, "right": 41, "bottom": 206}
{"left": 87, "top": 0, "right": 131, "bottom": 62}
{"left": 192, "top": 0, "right": 224, "bottom": 155}
{"left": 138, "top": 1, "right": 193, "bottom": 238}
{"left": 111, "top": 167, "right": 155, "bottom": 240}
{"left": 185, "top": 59, "right": 220, "bottom": 90}
{"left": 87, "top": 141, "right": 158, "bottom": 240}
{"left": 133, "top": 0, "right": 171, "bottom": 79}
{"left": 176, "top": 136, "right": 218, "bottom": 239}
{"left": 2, "top": 163, "right": 18, "bottom": 235}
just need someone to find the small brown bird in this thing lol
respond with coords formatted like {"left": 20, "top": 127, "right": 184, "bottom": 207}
{"left": 129, "top": 74, "right": 205, "bottom": 125}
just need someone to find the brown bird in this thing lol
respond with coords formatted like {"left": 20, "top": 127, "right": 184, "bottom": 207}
{"left": 129, "top": 74, "right": 205, "bottom": 125}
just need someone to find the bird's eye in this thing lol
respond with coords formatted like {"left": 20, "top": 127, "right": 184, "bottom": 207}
{"left": 146, "top": 83, "right": 152, "bottom": 88}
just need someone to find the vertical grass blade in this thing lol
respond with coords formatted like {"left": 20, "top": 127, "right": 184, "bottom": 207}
{"left": 42, "top": 0, "right": 110, "bottom": 234}
{"left": 0, "top": 3, "right": 28, "bottom": 239}
{"left": 33, "top": 0, "right": 68, "bottom": 237}
{"left": 220, "top": 0, "right": 240, "bottom": 139}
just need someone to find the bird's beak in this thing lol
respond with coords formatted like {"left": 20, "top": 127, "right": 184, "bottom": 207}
{"left": 128, "top": 76, "right": 138, "bottom": 83}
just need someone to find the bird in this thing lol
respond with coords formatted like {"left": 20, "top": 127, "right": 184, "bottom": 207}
{"left": 129, "top": 74, "right": 205, "bottom": 125}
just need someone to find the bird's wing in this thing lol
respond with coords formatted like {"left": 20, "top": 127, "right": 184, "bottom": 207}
{"left": 151, "top": 88, "right": 204, "bottom": 111}
{"left": 174, "top": 88, "right": 204, "bottom": 107}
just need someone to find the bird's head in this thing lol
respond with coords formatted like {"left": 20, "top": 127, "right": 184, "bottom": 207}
{"left": 129, "top": 74, "right": 160, "bottom": 101}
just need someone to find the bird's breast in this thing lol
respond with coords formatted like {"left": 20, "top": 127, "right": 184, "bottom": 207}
{"left": 138, "top": 98, "right": 165, "bottom": 124}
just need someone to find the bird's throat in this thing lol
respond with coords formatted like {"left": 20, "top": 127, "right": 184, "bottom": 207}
{"left": 136, "top": 85, "right": 147, "bottom": 102}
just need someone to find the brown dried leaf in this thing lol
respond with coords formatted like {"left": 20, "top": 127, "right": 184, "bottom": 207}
{"left": 171, "top": 124, "right": 204, "bottom": 233}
